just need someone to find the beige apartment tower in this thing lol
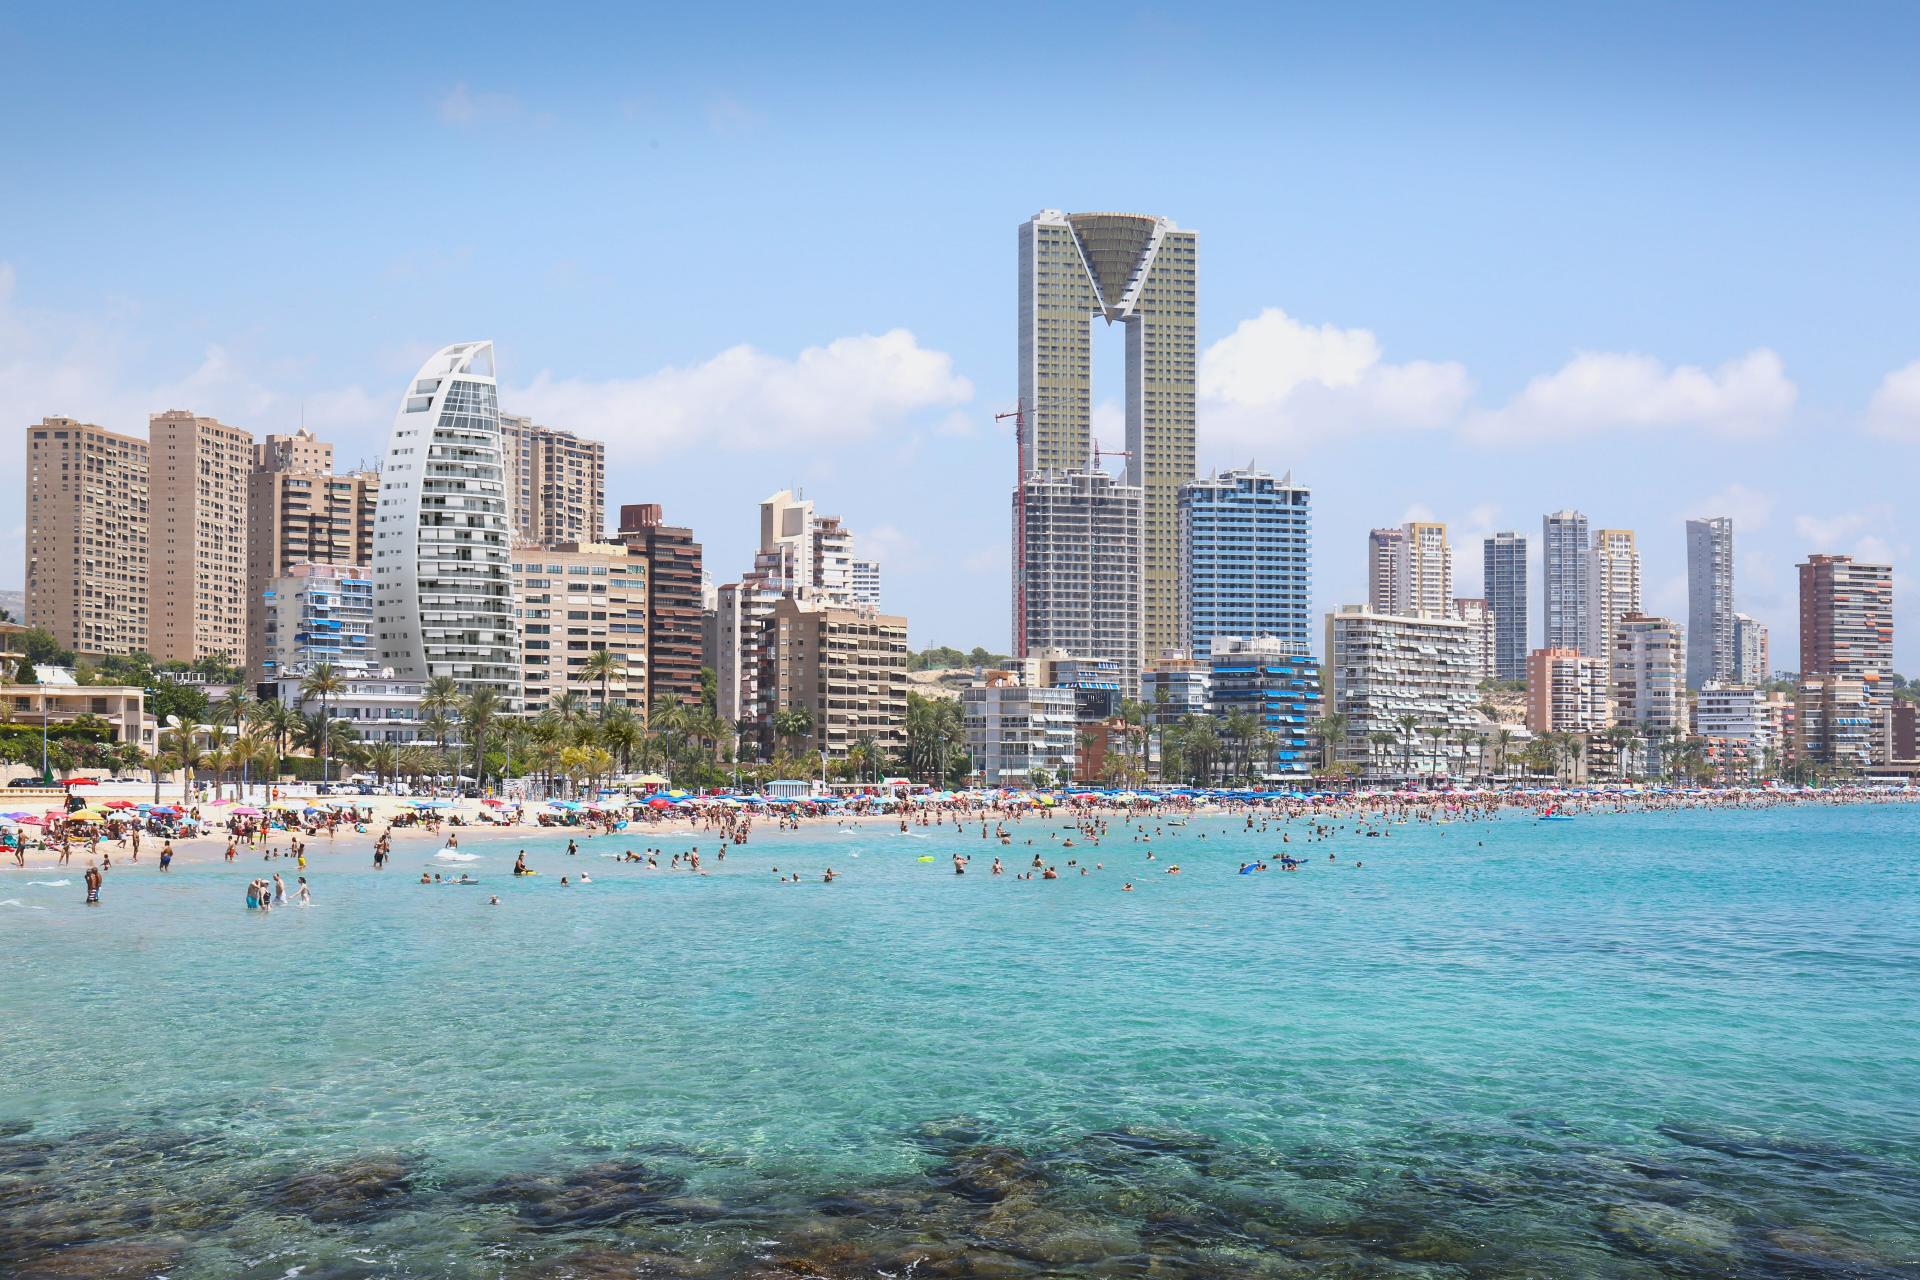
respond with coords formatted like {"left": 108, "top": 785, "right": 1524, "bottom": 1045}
{"left": 148, "top": 410, "right": 252, "bottom": 664}
{"left": 1588, "top": 528, "right": 1642, "bottom": 664}
{"left": 511, "top": 542, "right": 648, "bottom": 717}
{"left": 1019, "top": 209, "right": 1196, "bottom": 657}
{"left": 24, "top": 417, "right": 151, "bottom": 655}
{"left": 754, "top": 596, "right": 908, "bottom": 762}
{"left": 500, "top": 414, "right": 608, "bottom": 547}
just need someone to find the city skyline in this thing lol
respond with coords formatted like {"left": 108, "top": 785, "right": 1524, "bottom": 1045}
{"left": 2, "top": 5, "right": 1918, "bottom": 667}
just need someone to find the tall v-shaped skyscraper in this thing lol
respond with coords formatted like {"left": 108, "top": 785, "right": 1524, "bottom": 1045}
{"left": 1018, "top": 210, "right": 1197, "bottom": 658}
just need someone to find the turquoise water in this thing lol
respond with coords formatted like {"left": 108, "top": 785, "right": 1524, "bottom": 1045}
{"left": 3, "top": 804, "right": 1919, "bottom": 1278}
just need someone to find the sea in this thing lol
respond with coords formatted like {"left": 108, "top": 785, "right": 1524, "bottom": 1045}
{"left": 2, "top": 801, "right": 1917, "bottom": 1278}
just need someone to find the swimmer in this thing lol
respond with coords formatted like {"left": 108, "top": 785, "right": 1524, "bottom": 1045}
{"left": 579, "top": 874, "right": 592, "bottom": 884}
{"left": 296, "top": 877, "right": 311, "bottom": 906}
{"left": 488, "top": 895, "right": 501, "bottom": 906}
{"left": 1123, "top": 882, "right": 1134, "bottom": 892}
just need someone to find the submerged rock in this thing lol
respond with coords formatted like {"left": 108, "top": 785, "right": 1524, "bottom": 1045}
{"left": 479, "top": 1158, "right": 689, "bottom": 1229}
{"left": 12, "top": 1240, "right": 182, "bottom": 1278}
{"left": 930, "top": 1144, "right": 1050, "bottom": 1205}
{"left": 270, "top": 1154, "right": 416, "bottom": 1224}
{"left": 1600, "top": 1200, "right": 1739, "bottom": 1264}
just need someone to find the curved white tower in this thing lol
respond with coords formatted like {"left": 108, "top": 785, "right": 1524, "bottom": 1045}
{"left": 373, "top": 341, "right": 518, "bottom": 704}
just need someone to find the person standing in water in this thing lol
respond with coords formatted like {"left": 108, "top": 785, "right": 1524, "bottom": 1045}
{"left": 83, "top": 862, "right": 102, "bottom": 905}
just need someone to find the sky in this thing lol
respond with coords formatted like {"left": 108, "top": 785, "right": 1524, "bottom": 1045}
{"left": 3, "top": 1, "right": 1918, "bottom": 668}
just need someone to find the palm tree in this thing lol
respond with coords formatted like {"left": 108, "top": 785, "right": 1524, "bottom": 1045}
{"left": 1367, "top": 730, "right": 1398, "bottom": 779}
{"left": 459, "top": 686, "right": 503, "bottom": 793}
{"left": 1395, "top": 714, "right": 1422, "bottom": 779}
{"left": 158, "top": 724, "right": 204, "bottom": 805}
{"left": 217, "top": 687, "right": 252, "bottom": 777}
{"left": 773, "top": 706, "right": 814, "bottom": 759}
{"left": 581, "top": 649, "right": 623, "bottom": 720}
{"left": 1312, "top": 713, "right": 1349, "bottom": 775}
{"left": 421, "top": 675, "right": 460, "bottom": 728}
{"left": 299, "top": 663, "right": 348, "bottom": 783}
{"left": 600, "top": 705, "right": 642, "bottom": 775}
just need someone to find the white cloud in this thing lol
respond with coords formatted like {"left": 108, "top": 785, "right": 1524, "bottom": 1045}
{"left": 858, "top": 523, "right": 921, "bottom": 573}
{"left": 1198, "top": 307, "right": 1472, "bottom": 451}
{"left": 1689, "top": 482, "right": 1776, "bottom": 532}
{"left": 1866, "top": 359, "right": 1920, "bottom": 441}
{"left": 705, "top": 94, "right": 763, "bottom": 135}
{"left": 505, "top": 329, "right": 972, "bottom": 462}
{"left": 1464, "top": 348, "right": 1795, "bottom": 444}
{"left": 437, "top": 82, "right": 523, "bottom": 127}
{"left": 1794, "top": 511, "right": 1872, "bottom": 546}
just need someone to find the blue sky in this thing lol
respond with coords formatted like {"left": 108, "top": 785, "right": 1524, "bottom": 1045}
{"left": 4, "top": 2, "right": 1918, "bottom": 668}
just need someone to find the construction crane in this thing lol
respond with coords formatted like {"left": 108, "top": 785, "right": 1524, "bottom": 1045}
{"left": 996, "top": 405, "right": 1027, "bottom": 658}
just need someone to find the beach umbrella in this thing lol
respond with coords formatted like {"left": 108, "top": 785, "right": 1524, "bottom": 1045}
{"left": 103, "top": 800, "right": 136, "bottom": 810}
{"left": 20, "top": 816, "right": 46, "bottom": 826}
{"left": 647, "top": 797, "right": 672, "bottom": 809}
{"left": 68, "top": 809, "right": 107, "bottom": 822}
{"left": 150, "top": 805, "right": 179, "bottom": 814}
{"left": 232, "top": 806, "right": 262, "bottom": 816}
{"left": 3, "top": 811, "right": 36, "bottom": 821}
{"left": 62, "top": 777, "right": 100, "bottom": 787}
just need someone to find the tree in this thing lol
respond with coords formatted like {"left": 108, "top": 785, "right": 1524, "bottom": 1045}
{"left": 772, "top": 706, "right": 815, "bottom": 758}
{"left": 299, "top": 663, "right": 347, "bottom": 783}
{"left": 460, "top": 686, "right": 503, "bottom": 792}
{"left": 1312, "top": 713, "right": 1349, "bottom": 774}
{"left": 581, "top": 649, "right": 623, "bottom": 719}
{"left": 698, "top": 665, "right": 718, "bottom": 715}
{"left": 158, "top": 724, "right": 204, "bottom": 804}
{"left": 1395, "top": 714, "right": 1422, "bottom": 778}
{"left": 1368, "top": 730, "right": 1399, "bottom": 778}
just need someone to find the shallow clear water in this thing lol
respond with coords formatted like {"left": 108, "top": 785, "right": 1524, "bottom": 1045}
{"left": 3, "top": 804, "right": 1918, "bottom": 1278}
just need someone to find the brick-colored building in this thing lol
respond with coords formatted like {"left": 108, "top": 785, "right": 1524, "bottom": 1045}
{"left": 753, "top": 598, "right": 907, "bottom": 761}
{"left": 25, "top": 418, "right": 150, "bottom": 655}
{"left": 148, "top": 409, "right": 252, "bottom": 664}
{"left": 616, "top": 503, "right": 705, "bottom": 709}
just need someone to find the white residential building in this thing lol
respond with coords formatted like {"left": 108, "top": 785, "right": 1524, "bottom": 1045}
{"left": 1454, "top": 597, "right": 1494, "bottom": 682}
{"left": 1016, "top": 468, "right": 1144, "bottom": 691}
{"left": 1612, "top": 613, "right": 1687, "bottom": 740}
{"left": 264, "top": 673, "right": 428, "bottom": 746}
{"left": 1686, "top": 516, "right": 1736, "bottom": 689}
{"left": 963, "top": 676, "right": 1077, "bottom": 786}
{"left": 372, "top": 341, "right": 518, "bottom": 703}
{"left": 1543, "top": 509, "right": 1590, "bottom": 653}
{"left": 1324, "top": 605, "right": 1479, "bottom": 778}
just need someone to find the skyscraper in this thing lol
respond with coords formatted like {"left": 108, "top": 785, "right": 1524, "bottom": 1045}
{"left": 147, "top": 409, "right": 252, "bottom": 664}
{"left": 1019, "top": 209, "right": 1196, "bottom": 656}
{"left": 1483, "top": 532, "right": 1529, "bottom": 682}
{"left": 1733, "top": 612, "right": 1770, "bottom": 684}
{"left": 373, "top": 341, "right": 518, "bottom": 701}
{"left": 24, "top": 417, "right": 150, "bottom": 656}
{"left": 1587, "top": 528, "right": 1642, "bottom": 665}
{"left": 1611, "top": 613, "right": 1686, "bottom": 741}
{"left": 1543, "top": 509, "right": 1590, "bottom": 653}
{"left": 1686, "top": 516, "right": 1735, "bottom": 689}
{"left": 1017, "top": 468, "right": 1144, "bottom": 690}
{"left": 1453, "top": 597, "right": 1494, "bottom": 682}
{"left": 1398, "top": 521, "right": 1453, "bottom": 616}
{"left": 1178, "top": 468, "right": 1311, "bottom": 659}
{"left": 1367, "top": 527, "right": 1405, "bottom": 614}
{"left": 1798, "top": 554, "right": 1893, "bottom": 689}
{"left": 499, "top": 414, "right": 607, "bottom": 548}
{"left": 614, "top": 503, "right": 706, "bottom": 709}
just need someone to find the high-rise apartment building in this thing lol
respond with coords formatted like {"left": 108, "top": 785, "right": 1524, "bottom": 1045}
{"left": 247, "top": 428, "right": 378, "bottom": 679}
{"left": 1798, "top": 554, "right": 1893, "bottom": 689}
{"left": 373, "top": 341, "right": 518, "bottom": 702}
{"left": 1324, "top": 604, "right": 1479, "bottom": 777}
{"left": 1686, "top": 516, "right": 1736, "bottom": 688}
{"left": 1017, "top": 468, "right": 1144, "bottom": 691}
{"left": 1018, "top": 209, "right": 1196, "bottom": 656}
{"left": 1543, "top": 510, "right": 1590, "bottom": 653}
{"left": 851, "top": 558, "right": 881, "bottom": 607}
{"left": 1178, "top": 468, "right": 1311, "bottom": 660}
{"left": 1454, "top": 597, "right": 1494, "bottom": 682}
{"left": 1206, "top": 636, "right": 1322, "bottom": 777}
{"left": 257, "top": 562, "right": 375, "bottom": 682}
{"left": 752, "top": 597, "right": 907, "bottom": 761}
{"left": 1587, "top": 528, "right": 1642, "bottom": 665}
{"left": 1366, "top": 527, "right": 1405, "bottom": 614}
{"left": 148, "top": 409, "right": 252, "bottom": 665}
{"left": 1483, "top": 532, "right": 1529, "bottom": 682}
{"left": 714, "top": 489, "right": 870, "bottom": 727}
{"left": 1397, "top": 521, "right": 1453, "bottom": 617}
{"left": 1733, "top": 613, "right": 1771, "bottom": 685}
{"left": 1526, "top": 647, "right": 1610, "bottom": 735}
{"left": 24, "top": 418, "right": 150, "bottom": 656}
{"left": 1794, "top": 675, "right": 1875, "bottom": 769}
{"left": 499, "top": 414, "right": 607, "bottom": 547}
{"left": 1611, "top": 613, "right": 1686, "bottom": 740}
{"left": 512, "top": 542, "right": 648, "bottom": 717}
{"left": 614, "top": 503, "right": 705, "bottom": 710}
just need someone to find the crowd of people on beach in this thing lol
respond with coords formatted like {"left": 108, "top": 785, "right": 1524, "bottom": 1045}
{"left": 5, "top": 782, "right": 1918, "bottom": 910}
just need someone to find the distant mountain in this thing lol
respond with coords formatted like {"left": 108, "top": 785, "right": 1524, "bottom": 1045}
{"left": 0, "top": 589, "right": 23, "bottom": 623}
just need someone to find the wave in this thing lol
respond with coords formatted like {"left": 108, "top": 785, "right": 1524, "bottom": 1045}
{"left": 0, "top": 899, "right": 47, "bottom": 909}
{"left": 434, "top": 850, "right": 481, "bottom": 862}
{"left": 27, "top": 879, "right": 71, "bottom": 887}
